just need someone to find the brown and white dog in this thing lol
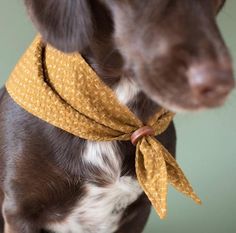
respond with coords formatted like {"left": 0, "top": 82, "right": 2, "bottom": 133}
{"left": 0, "top": 0, "right": 234, "bottom": 232}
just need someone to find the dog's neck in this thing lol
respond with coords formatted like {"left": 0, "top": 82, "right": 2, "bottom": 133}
{"left": 80, "top": 46, "right": 160, "bottom": 123}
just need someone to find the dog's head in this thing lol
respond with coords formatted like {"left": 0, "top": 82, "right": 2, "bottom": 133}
{"left": 24, "top": 0, "right": 235, "bottom": 112}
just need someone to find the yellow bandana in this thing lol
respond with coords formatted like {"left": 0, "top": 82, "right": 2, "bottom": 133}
{"left": 5, "top": 36, "right": 201, "bottom": 219}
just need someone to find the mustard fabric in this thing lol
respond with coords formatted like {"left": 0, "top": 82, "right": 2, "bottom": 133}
{"left": 5, "top": 36, "right": 201, "bottom": 219}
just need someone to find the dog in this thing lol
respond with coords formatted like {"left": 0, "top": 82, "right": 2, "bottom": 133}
{"left": 0, "top": 0, "right": 234, "bottom": 232}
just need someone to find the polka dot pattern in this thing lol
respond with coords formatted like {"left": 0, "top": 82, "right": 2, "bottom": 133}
{"left": 5, "top": 36, "right": 201, "bottom": 219}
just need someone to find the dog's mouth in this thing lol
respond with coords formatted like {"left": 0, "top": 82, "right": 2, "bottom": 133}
{"left": 144, "top": 88, "right": 232, "bottom": 113}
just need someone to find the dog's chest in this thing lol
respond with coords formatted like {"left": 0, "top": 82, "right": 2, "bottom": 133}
{"left": 47, "top": 78, "right": 142, "bottom": 233}
{"left": 48, "top": 171, "right": 143, "bottom": 233}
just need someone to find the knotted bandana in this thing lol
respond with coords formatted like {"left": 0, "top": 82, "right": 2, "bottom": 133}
{"left": 6, "top": 36, "right": 201, "bottom": 219}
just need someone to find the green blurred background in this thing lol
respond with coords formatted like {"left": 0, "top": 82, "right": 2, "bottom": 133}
{"left": 0, "top": 1, "right": 235, "bottom": 233}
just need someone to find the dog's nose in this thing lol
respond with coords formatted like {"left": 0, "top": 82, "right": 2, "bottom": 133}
{"left": 188, "top": 63, "right": 235, "bottom": 106}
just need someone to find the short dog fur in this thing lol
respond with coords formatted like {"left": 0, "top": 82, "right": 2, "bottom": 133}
{"left": 0, "top": 0, "right": 234, "bottom": 232}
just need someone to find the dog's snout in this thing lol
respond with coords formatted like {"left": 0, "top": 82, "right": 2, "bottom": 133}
{"left": 188, "top": 62, "right": 235, "bottom": 106}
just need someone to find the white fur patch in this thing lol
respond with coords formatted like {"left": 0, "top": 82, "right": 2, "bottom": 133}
{"left": 114, "top": 76, "right": 140, "bottom": 105}
{"left": 83, "top": 141, "right": 122, "bottom": 183}
{"left": 47, "top": 176, "right": 142, "bottom": 233}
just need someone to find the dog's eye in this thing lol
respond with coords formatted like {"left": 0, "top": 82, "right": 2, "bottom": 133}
{"left": 213, "top": 0, "right": 226, "bottom": 14}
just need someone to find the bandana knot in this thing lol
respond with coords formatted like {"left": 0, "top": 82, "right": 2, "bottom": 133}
{"left": 131, "top": 126, "right": 155, "bottom": 145}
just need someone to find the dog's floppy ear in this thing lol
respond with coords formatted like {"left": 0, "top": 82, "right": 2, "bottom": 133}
{"left": 24, "top": 0, "right": 93, "bottom": 52}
